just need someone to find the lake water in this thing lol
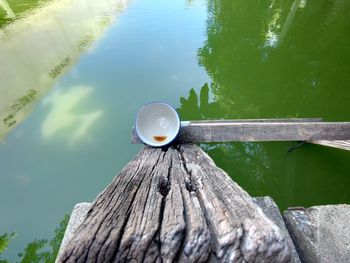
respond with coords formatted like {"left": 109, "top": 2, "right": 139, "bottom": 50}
{"left": 1, "top": 0, "right": 349, "bottom": 260}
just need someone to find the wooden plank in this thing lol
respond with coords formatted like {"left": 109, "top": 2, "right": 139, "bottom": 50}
{"left": 57, "top": 144, "right": 292, "bottom": 262}
{"left": 309, "top": 140, "right": 350, "bottom": 151}
{"left": 186, "top": 118, "right": 323, "bottom": 124}
{"left": 179, "top": 122, "right": 350, "bottom": 142}
{"left": 131, "top": 120, "right": 350, "bottom": 143}
{"left": 131, "top": 118, "right": 323, "bottom": 144}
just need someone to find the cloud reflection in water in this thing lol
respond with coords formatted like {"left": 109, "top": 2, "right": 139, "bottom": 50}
{"left": 41, "top": 85, "right": 103, "bottom": 145}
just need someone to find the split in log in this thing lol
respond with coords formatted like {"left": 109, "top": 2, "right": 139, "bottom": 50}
{"left": 57, "top": 144, "right": 292, "bottom": 263}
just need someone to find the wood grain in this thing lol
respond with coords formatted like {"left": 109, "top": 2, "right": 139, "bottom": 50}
{"left": 309, "top": 140, "right": 350, "bottom": 151}
{"left": 131, "top": 120, "right": 350, "bottom": 143}
{"left": 178, "top": 122, "right": 350, "bottom": 142}
{"left": 58, "top": 145, "right": 292, "bottom": 263}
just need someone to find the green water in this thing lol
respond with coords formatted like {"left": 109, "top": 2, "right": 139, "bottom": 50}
{"left": 0, "top": 0, "right": 349, "bottom": 260}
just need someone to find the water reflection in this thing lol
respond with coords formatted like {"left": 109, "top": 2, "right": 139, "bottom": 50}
{"left": 177, "top": 83, "right": 222, "bottom": 120}
{"left": 195, "top": 0, "right": 350, "bottom": 209}
{"left": 198, "top": 0, "right": 350, "bottom": 120}
{"left": 265, "top": 0, "right": 306, "bottom": 48}
{"left": 0, "top": 0, "right": 129, "bottom": 143}
{"left": 0, "top": 215, "right": 69, "bottom": 262}
{"left": 41, "top": 86, "right": 103, "bottom": 145}
{"left": 0, "top": 0, "right": 15, "bottom": 19}
{"left": 0, "top": 0, "right": 209, "bottom": 259}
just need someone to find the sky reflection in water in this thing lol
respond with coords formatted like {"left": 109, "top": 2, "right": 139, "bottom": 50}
{"left": 0, "top": 0, "right": 209, "bottom": 259}
{"left": 1, "top": 0, "right": 350, "bottom": 260}
{"left": 41, "top": 86, "right": 103, "bottom": 145}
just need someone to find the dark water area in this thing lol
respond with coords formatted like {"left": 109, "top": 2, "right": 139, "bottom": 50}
{"left": 0, "top": 0, "right": 349, "bottom": 260}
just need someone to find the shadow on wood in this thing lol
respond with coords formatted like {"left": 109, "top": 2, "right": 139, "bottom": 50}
{"left": 57, "top": 144, "right": 292, "bottom": 263}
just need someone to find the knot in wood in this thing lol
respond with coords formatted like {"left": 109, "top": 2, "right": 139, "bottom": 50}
{"left": 185, "top": 180, "right": 196, "bottom": 192}
{"left": 158, "top": 176, "right": 170, "bottom": 196}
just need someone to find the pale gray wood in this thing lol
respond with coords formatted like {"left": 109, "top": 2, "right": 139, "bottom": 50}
{"left": 57, "top": 144, "right": 292, "bottom": 263}
{"left": 180, "top": 145, "right": 292, "bottom": 262}
{"left": 57, "top": 147, "right": 160, "bottom": 263}
{"left": 114, "top": 151, "right": 166, "bottom": 262}
{"left": 186, "top": 118, "right": 323, "bottom": 124}
{"left": 309, "top": 140, "right": 350, "bottom": 151}
{"left": 159, "top": 148, "right": 186, "bottom": 263}
{"left": 172, "top": 148, "right": 212, "bottom": 263}
{"left": 178, "top": 122, "right": 350, "bottom": 142}
{"left": 131, "top": 120, "right": 350, "bottom": 144}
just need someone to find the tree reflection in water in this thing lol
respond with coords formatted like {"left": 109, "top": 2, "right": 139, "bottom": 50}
{"left": 0, "top": 215, "right": 69, "bottom": 263}
{"left": 198, "top": 0, "right": 350, "bottom": 120}
{"left": 178, "top": 0, "right": 350, "bottom": 210}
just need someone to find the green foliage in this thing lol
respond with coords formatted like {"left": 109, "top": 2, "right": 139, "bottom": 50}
{"left": 0, "top": 214, "right": 69, "bottom": 263}
{"left": 48, "top": 214, "right": 70, "bottom": 261}
{"left": 17, "top": 214, "right": 70, "bottom": 263}
{"left": 0, "top": 0, "right": 56, "bottom": 29}
{"left": 11, "top": 89, "right": 37, "bottom": 113}
{"left": 49, "top": 57, "right": 71, "bottom": 79}
{"left": 0, "top": 233, "right": 16, "bottom": 255}
{"left": 78, "top": 34, "right": 94, "bottom": 51}
{"left": 0, "top": 233, "right": 16, "bottom": 263}
{"left": 3, "top": 89, "right": 37, "bottom": 127}
{"left": 18, "top": 239, "right": 49, "bottom": 263}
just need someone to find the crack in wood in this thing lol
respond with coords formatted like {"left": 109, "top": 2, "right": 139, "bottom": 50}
{"left": 158, "top": 156, "right": 171, "bottom": 197}
{"left": 58, "top": 144, "right": 292, "bottom": 263}
{"left": 157, "top": 199, "right": 165, "bottom": 263}
{"left": 114, "top": 150, "right": 165, "bottom": 262}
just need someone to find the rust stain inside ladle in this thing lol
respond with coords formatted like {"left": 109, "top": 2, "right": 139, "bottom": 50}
{"left": 153, "top": 136, "right": 167, "bottom": 142}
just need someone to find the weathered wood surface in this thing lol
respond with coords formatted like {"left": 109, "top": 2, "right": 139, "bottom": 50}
{"left": 132, "top": 118, "right": 323, "bottom": 144}
{"left": 57, "top": 144, "right": 292, "bottom": 263}
{"left": 131, "top": 120, "right": 350, "bottom": 144}
{"left": 182, "top": 118, "right": 323, "bottom": 124}
{"left": 309, "top": 140, "right": 350, "bottom": 151}
{"left": 172, "top": 122, "right": 350, "bottom": 142}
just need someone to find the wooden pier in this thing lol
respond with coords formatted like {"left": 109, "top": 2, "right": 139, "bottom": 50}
{"left": 57, "top": 118, "right": 350, "bottom": 262}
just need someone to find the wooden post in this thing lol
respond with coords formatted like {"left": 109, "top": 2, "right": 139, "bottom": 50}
{"left": 57, "top": 145, "right": 292, "bottom": 262}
